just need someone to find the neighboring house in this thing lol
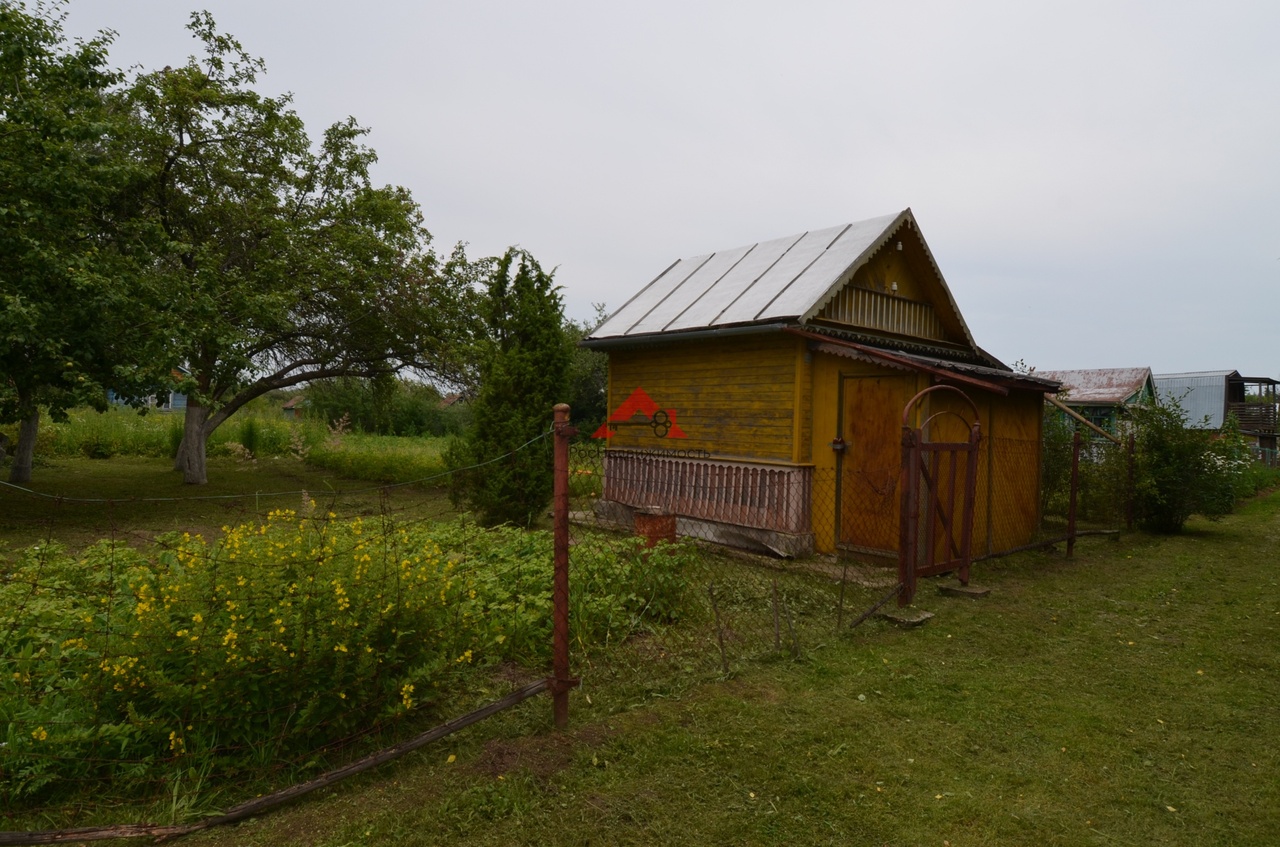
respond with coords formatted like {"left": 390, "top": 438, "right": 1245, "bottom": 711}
{"left": 582, "top": 208, "right": 1059, "bottom": 557}
{"left": 282, "top": 395, "right": 307, "bottom": 419}
{"left": 1154, "top": 370, "right": 1279, "bottom": 459}
{"left": 106, "top": 370, "right": 188, "bottom": 412}
{"left": 1036, "top": 367, "right": 1156, "bottom": 433}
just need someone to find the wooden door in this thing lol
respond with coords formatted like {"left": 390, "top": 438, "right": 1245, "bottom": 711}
{"left": 838, "top": 375, "right": 912, "bottom": 555}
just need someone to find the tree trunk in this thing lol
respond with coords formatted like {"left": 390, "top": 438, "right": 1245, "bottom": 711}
{"left": 174, "top": 402, "right": 211, "bottom": 485}
{"left": 9, "top": 406, "right": 40, "bottom": 485}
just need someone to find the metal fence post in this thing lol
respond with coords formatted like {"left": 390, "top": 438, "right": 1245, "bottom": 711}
{"left": 551, "top": 403, "right": 577, "bottom": 730}
{"left": 1126, "top": 432, "right": 1136, "bottom": 530}
{"left": 1067, "top": 430, "right": 1081, "bottom": 558}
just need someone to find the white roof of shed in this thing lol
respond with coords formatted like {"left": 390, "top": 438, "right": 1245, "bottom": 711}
{"left": 589, "top": 209, "right": 980, "bottom": 353}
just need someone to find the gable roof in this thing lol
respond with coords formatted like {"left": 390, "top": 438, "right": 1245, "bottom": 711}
{"left": 586, "top": 208, "right": 992, "bottom": 364}
{"left": 1036, "top": 367, "right": 1154, "bottom": 406}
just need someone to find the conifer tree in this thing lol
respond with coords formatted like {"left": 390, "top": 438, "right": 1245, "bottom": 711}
{"left": 449, "top": 249, "right": 570, "bottom": 526}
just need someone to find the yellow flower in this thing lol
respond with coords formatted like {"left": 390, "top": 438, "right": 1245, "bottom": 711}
{"left": 32, "top": 726, "right": 48, "bottom": 742}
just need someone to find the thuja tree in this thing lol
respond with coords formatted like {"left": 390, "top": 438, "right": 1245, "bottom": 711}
{"left": 0, "top": 3, "right": 162, "bottom": 483}
{"left": 448, "top": 249, "right": 570, "bottom": 527}
{"left": 126, "top": 14, "right": 473, "bottom": 484}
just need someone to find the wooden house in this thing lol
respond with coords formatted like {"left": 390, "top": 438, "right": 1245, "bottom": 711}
{"left": 1036, "top": 367, "right": 1155, "bottom": 434}
{"left": 583, "top": 209, "right": 1059, "bottom": 557}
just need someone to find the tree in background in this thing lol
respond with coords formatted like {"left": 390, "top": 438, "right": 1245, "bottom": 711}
{"left": 448, "top": 249, "right": 570, "bottom": 527}
{"left": 126, "top": 14, "right": 475, "bottom": 484}
{"left": 564, "top": 304, "right": 609, "bottom": 438}
{"left": 0, "top": 3, "right": 162, "bottom": 482}
{"left": 304, "top": 376, "right": 467, "bottom": 437}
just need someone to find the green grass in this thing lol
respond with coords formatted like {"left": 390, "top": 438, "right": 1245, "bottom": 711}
{"left": 173, "top": 492, "right": 1280, "bottom": 847}
{"left": 306, "top": 432, "right": 452, "bottom": 485}
{"left": 4, "top": 453, "right": 1278, "bottom": 845}
{"left": 0, "top": 406, "right": 452, "bottom": 487}
{"left": 0, "top": 455, "right": 456, "bottom": 551}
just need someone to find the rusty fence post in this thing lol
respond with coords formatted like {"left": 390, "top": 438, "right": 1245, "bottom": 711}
{"left": 1067, "top": 430, "right": 1081, "bottom": 558}
{"left": 551, "top": 403, "right": 578, "bottom": 730}
{"left": 1126, "top": 433, "right": 1136, "bottom": 530}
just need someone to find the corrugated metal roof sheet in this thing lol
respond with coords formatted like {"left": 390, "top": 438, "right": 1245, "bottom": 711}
{"left": 1036, "top": 367, "right": 1153, "bottom": 405}
{"left": 1153, "top": 371, "right": 1236, "bottom": 428}
{"left": 590, "top": 210, "right": 964, "bottom": 342}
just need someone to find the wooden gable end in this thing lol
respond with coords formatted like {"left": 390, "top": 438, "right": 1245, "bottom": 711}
{"left": 809, "top": 223, "right": 970, "bottom": 349}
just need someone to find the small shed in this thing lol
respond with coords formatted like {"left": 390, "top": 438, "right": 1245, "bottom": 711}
{"left": 583, "top": 209, "right": 1058, "bottom": 557}
{"left": 1154, "top": 370, "right": 1278, "bottom": 458}
{"left": 1037, "top": 367, "right": 1155, "bottom": 433}
{"left": 282, "top": 396, "right": 307, "bottom": 420}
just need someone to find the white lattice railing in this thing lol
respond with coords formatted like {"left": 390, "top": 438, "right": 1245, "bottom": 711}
{"left": 602, "top": 451, "right": 812, "bottom": 534}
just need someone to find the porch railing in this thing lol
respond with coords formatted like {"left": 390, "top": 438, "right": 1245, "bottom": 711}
{"left": 1230, "top": 402, "right": 1278, "bottom": 434}
{"left": 601, "top": 450, "right": 812, "bottom": 535}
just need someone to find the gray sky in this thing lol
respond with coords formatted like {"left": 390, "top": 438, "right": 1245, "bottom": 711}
{"left": 64, "top": 1, "right": 1280, "bottom": 377}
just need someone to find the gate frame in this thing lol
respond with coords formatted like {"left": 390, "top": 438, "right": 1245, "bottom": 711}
{"left": 898, "top": 385, "right": 981, "bottom": 606}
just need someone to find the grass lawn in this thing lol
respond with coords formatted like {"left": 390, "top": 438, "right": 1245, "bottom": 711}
{"left": 0, "top": 455, "right": 456, "bottom": 551}
{"left": 165, "top": 492, "right": 1280, "bottom": 847}
{"left": 4, "top": 460, "right": 1277, "bottom": 846}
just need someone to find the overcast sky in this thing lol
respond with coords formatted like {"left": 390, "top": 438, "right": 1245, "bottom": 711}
{"left": 64, "top": 1, "right": 1280, "bottom": 377}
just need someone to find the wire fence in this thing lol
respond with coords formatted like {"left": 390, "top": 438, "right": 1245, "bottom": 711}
{"left": 0, "top": 405, "right": 1136, "bottom": 841}
{"left": 0, "top": 446, "right": 569, "bottom": 840}
{"left": 562, "top": 417, "right": 1136, "bottom": 689}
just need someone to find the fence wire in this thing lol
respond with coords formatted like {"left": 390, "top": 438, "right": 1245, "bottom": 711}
{"left": 0, "top": 408, "right": 1137, "bottom": 839}
{"left": 0, "top": 461, "right": 555, "bottom": 834}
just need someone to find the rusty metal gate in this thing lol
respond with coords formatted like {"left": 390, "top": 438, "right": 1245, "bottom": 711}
{"left": 898, "top": 385, "right": 981, "bottom": 606}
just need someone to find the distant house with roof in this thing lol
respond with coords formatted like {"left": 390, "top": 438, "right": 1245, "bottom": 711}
{"left": 582, "top": 208, "right": 1059, "bottom": 557}
{"left": 1154, "top": 370, "right": 1278, "bottom": 460}
{"left": 106, "top": 367, "right": 188, "bottom": 412}
{"left": 1036, "top": 367, "right": 1155, "bottom": 434}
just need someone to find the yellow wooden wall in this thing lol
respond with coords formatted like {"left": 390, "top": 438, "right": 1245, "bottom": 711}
{"left": 603, "top": 333, "right": 1045, "bottom": 558}
{"left": 806, "top": 350, "right": 1044, "bottom": 555}
{"left": 603, "top": 334, "right": 804, "bottom": 462}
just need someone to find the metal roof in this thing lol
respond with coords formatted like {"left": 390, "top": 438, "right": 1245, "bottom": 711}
{"left": 588, "top": 209, "right": 981, "bottom": 356}
{"left": 1153, "top": 371, "right": 1235, "bottom": 428}
{"left": 1036, "top": 367, "right": 1153, "bottom": 405}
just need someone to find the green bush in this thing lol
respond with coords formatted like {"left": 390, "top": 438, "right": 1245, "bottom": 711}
{"left": 1130, "top": 402, "right": 1244, "bottom": 533}
{"left": 305, "top": 377, "right": 460, "bottom": 437}
{"left": 0, "top": 514, "right": 694, "bottom": 805}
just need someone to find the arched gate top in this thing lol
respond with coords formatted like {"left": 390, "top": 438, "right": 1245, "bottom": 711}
{"left": 901, "top": 384, "right": 982, "bottom": 432}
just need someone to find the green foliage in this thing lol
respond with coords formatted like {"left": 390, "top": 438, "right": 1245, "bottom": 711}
{"left": 1040, "top": 411, "right": 1076, "bottom": 518}
{"left": 19, "top": 405, "right": 321, "bottom": 461}
{"left": 1130, "top": 401, "right": 1245, "bottom": 533}
{"left": 564, "top": 305, "right": 610, "bottom": 437}
{"left": 306, "top": 377, "right": 464, "bottom": 437}
{"left": 121, "top": 13, "right": 477, "bottom": 483}
{"left": 305, "top": 433, "right": 451, "bottom": 484}
{"left": 0, "top": 2, "right": 166, "bottom": 480}
{"left": 0, "top": 513, "right": 693, "bottom": 806}
{"left": 447, "top": 250, "right": 570, "bottom": 527}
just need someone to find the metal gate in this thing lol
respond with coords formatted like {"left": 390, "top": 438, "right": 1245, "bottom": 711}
{"left": 898, "top": 385, "right": 981, "bottom": 606}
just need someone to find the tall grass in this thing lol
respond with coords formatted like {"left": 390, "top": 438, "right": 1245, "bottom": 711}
{"left": 307, "top": 433, "right": 452, "bottom": 484}
{"left": 4, "top": 406, "right": 453, "bottom": 488}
